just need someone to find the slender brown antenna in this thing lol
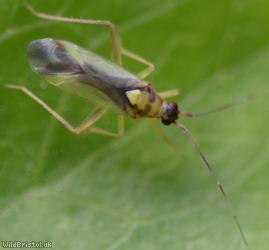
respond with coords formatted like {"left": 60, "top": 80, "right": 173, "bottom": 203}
{"left": 176, "top": 122, "right": 247, "bottom": 246}
{"left": 181, "top": 95, "right": 254, "bottom": 118}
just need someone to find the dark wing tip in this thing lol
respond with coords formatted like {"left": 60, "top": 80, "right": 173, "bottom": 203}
{"left": 28, "top": 38, "right": 82, "bottom": 75}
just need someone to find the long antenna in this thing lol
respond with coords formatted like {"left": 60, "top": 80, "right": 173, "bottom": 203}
{"left": 176, "top": 122, "right": 247, "bottom": 246}
{"left": 181, "top": 95, "right": 254, "bottom": 118}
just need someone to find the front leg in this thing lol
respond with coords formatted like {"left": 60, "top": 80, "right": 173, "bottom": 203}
{"left": 158, "top": 89, "right": 180, "bottom": 99}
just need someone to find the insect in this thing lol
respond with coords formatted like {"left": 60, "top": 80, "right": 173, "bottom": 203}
{"left": 4, "top": 2, "right": 249, "bottom": 245}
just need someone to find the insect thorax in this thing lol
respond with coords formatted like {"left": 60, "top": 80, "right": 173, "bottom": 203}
{"left": 125, "top": 85, "right": 163, "bottom": 118}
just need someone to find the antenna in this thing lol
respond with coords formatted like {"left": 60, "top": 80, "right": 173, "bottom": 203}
{"left": 176, "top": 122, "right": 247, "bottom": 246}
{"left": 181, "top": 95, "right": 254, "bottom": 118}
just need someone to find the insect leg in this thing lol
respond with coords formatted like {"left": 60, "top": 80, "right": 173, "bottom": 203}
{"left": 181, "top": 95, "right": 254, "bottom": 118}
{"left": 117, "top": 114, "right": 125, "bottom": 137}
{"left": 24, "top": 2, "right": 156, "bottom": 77}
{"left": 121, "top": 48, "right": 155, "bottom": 79}
{"left": 4, "top": 84, "right": 122, "bottom": 137}
{"left": 158, "top": 89, "right": 180, "bottom": 99}
{"left": 23, "top": 1, "right": 122, "bottom": 65}
{"left": 84, "top": 114, "right": 125, "bottom": 137}
{"left": 148, "top": 120, "right": 176, "bottom": 149}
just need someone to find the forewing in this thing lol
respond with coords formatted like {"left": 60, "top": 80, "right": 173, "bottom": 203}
{"left": 28, "top": 38, "right": 146, "bottom": 111}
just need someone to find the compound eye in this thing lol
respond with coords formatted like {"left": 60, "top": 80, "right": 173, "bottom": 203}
{"left": 166, "top": 102, "right": 179, "bottom": 120}
{"left": 168, "top": 102, "right": 178, "bottom": 117}
{"left": 161, "top": 117, "right": 174, "bottom": 126}
{"left": 161, "top": 102, "right": 179, "bottom": 125}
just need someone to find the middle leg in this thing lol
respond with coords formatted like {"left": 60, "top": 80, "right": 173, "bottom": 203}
{"left": 121, "top": 48, "right": 155, "bottom": 79}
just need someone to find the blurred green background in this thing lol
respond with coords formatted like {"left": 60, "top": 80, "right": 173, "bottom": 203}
{"left": 1, "top": 0, "right": 269, "bottom": 249}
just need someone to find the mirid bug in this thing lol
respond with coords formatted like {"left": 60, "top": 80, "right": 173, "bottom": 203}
{"left": 4, "top": 2, "right": 249, "bottom": 245}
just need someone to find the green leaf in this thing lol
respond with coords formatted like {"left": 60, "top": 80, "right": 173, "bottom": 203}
{"left": 1, "top": 0, "right": 269, "bottom": 249}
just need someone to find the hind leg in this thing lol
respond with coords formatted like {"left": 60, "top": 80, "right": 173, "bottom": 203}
{"left": 24, "top": 1, "right": 157, "bottom": 77}
{"left": 4, "top": 84, "right": 124, "bottom": 137}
